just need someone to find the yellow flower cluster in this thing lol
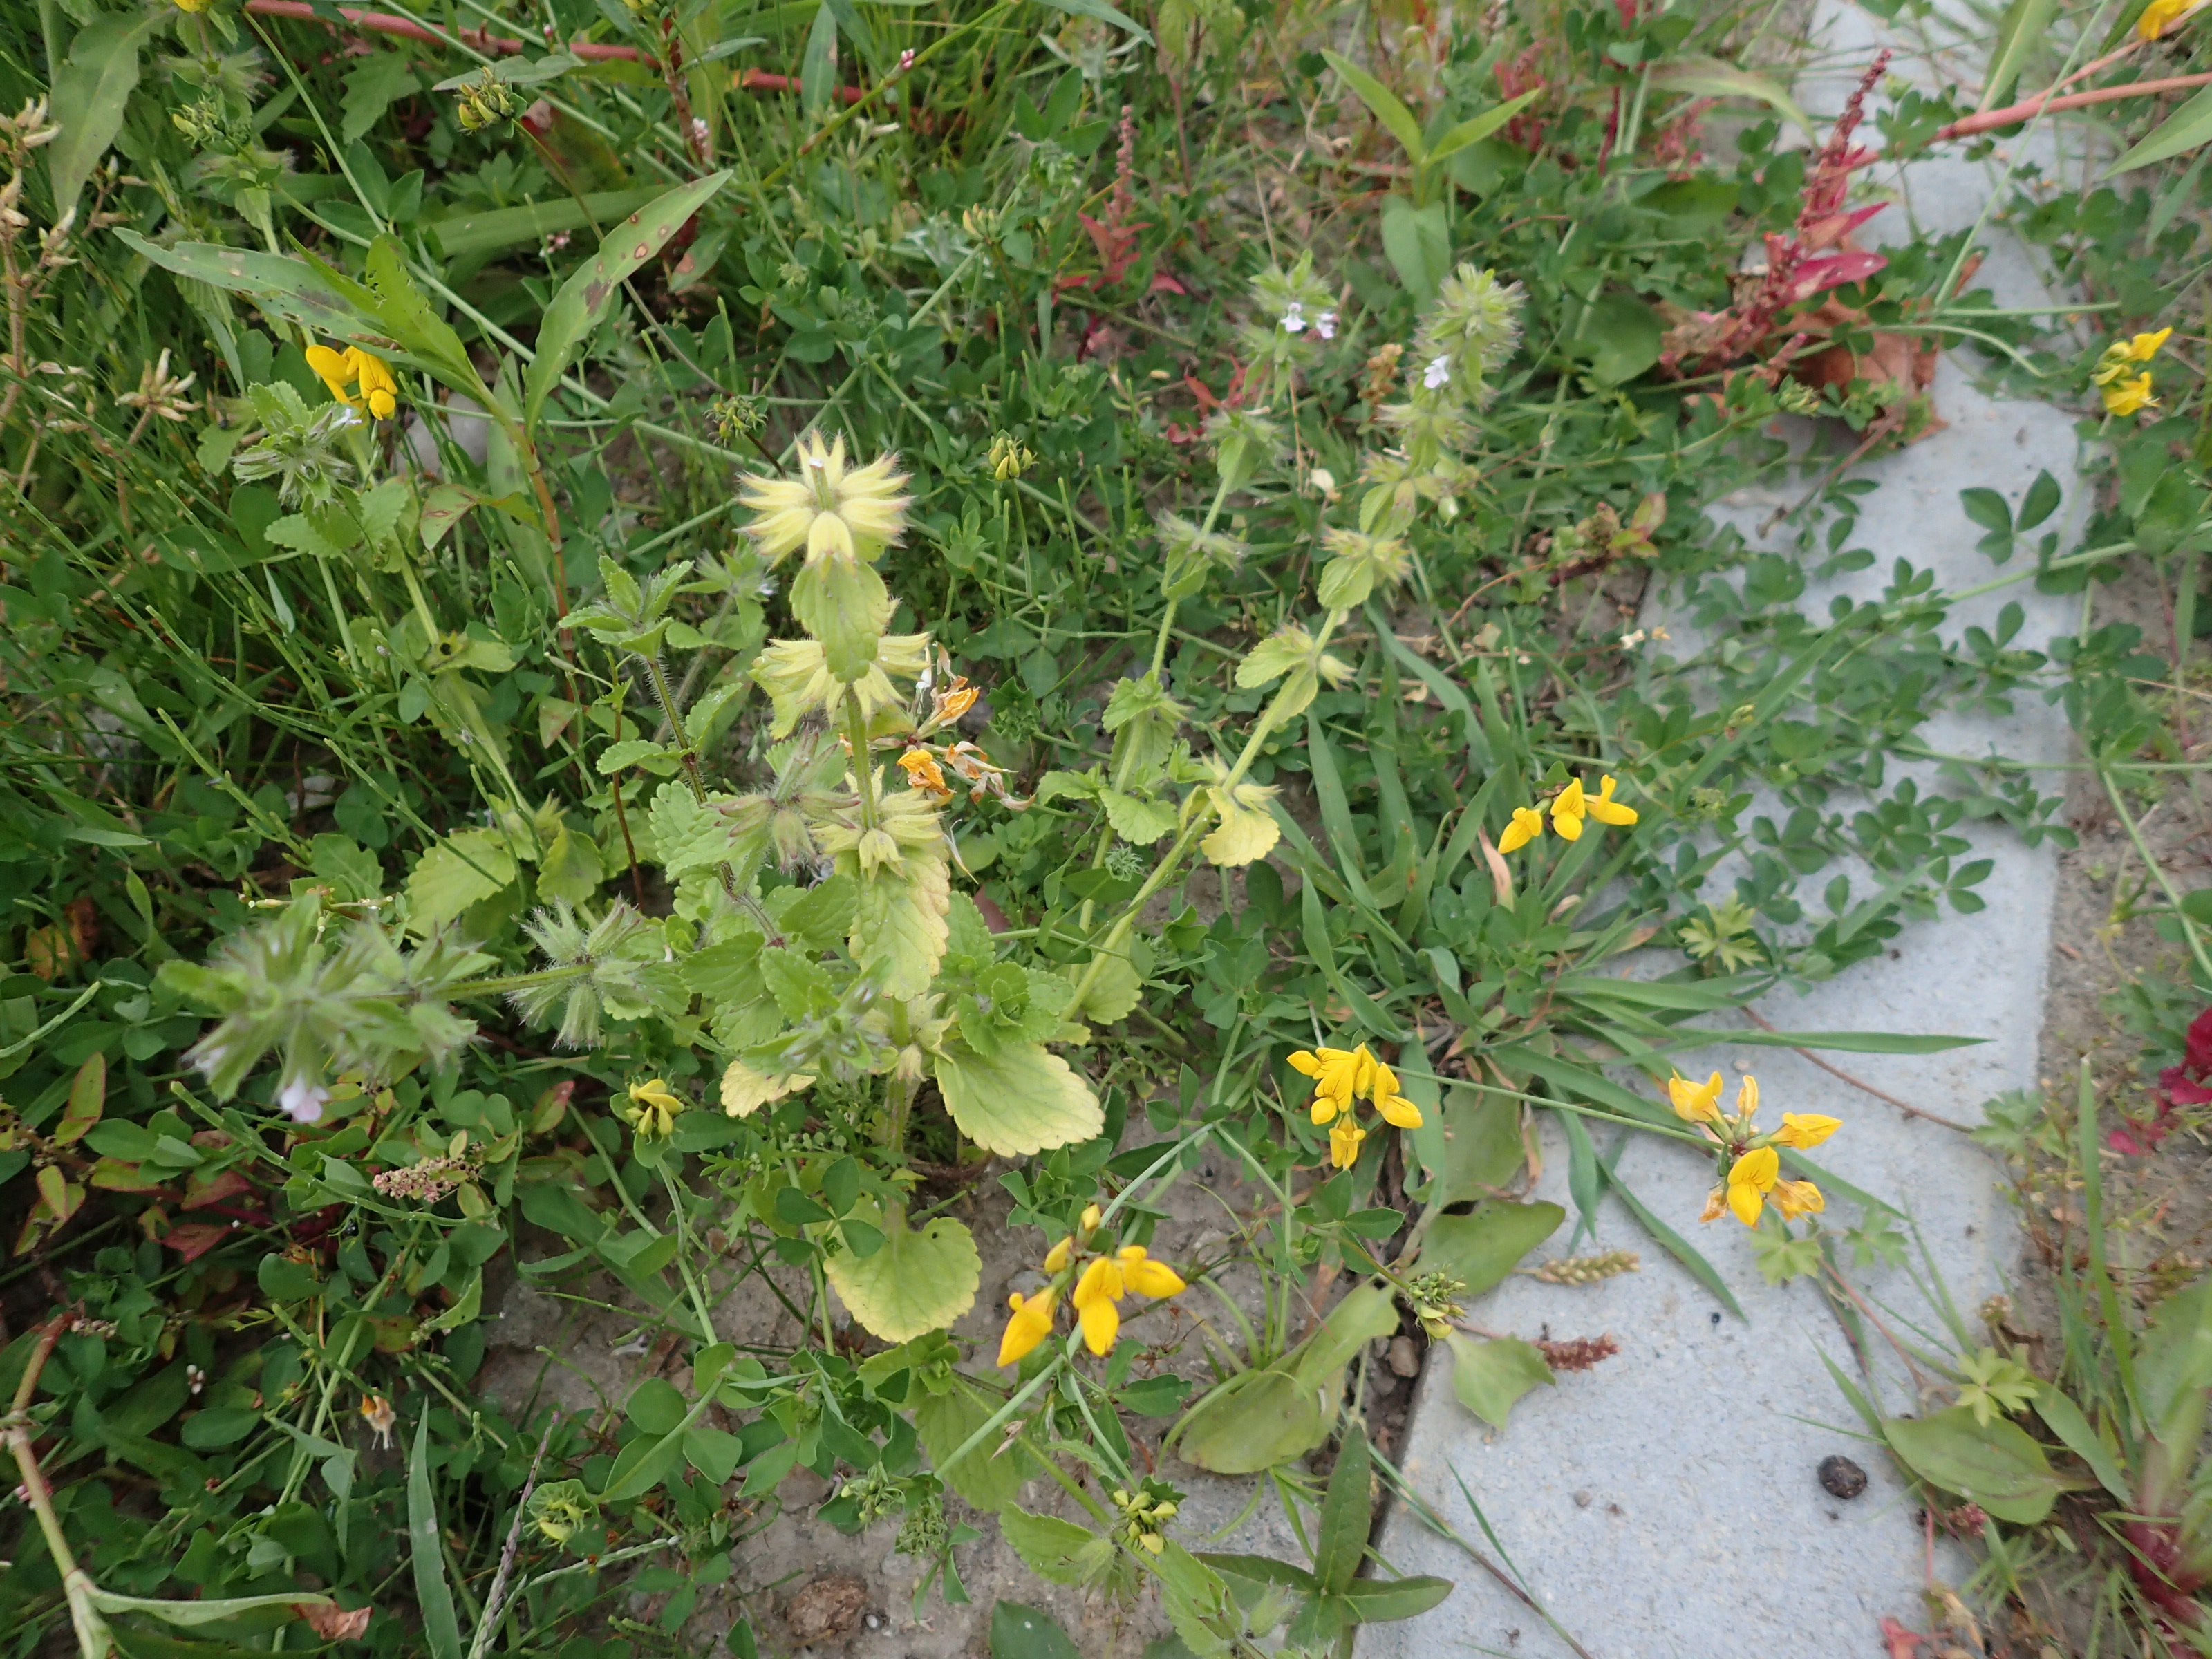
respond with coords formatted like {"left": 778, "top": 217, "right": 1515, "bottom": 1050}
{"left": 619, "top": 1077, "right": 686, "bottom": 1141}
{"left": 1669, "top": 1071, "right": 1840, "bottom": 1226}
{"left": 997, "top": 1203, "right": 1187, "bottom": 1365}
{"left": 1287, "top": 1042, "right": 1423, "bottom": 1168}
{"left": 1498, "top": 774, "right": 1637, "bottom": 854}
{"left": 306, "top": 343, "right": 399, "bottom": 420}
{"left": 2092, "top": 328, "right": 2170, "bottom": 418}
{"left": 2139, "top": 0, "right": 2206, "bottom": 37}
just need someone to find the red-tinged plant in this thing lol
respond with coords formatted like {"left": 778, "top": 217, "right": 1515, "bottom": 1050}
{"left": 2111, "top": 1004, "right": 2212, "bottom": 1152}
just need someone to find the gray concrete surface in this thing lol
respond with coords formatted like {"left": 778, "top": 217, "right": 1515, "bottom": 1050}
{"left": 1364, "top": 7, "right": 2090, "bottom": 1654}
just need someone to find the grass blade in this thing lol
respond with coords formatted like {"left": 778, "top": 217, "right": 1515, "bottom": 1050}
{"left": 410, "top": 1413, "right": 466, "bottom": 1659}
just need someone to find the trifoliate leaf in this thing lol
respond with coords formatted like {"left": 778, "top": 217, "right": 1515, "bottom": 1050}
{"left": 1103, "top": 789, "right": 1178, "bottom": 845}
{"left": 404, "top": 828, "right": 521, "bottom": 935}
{"left": 932, "top": 1040, "right": 1103, "bottom": 1155}
{"left": 823, "top": 1200, "right": 980, "bottom": 1342}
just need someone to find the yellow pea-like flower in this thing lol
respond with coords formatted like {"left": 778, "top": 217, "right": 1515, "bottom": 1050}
{"left": 1725, "top": 1145, "right": 1779, "bottom": 1226}
{"left": 1072, "top": 1255, "right": 1125, "bottom": 1355}
{"left": 997, "top": 1290, "right": 1057, "bottom": 1367}
{"left": 1289, "top": 1044, "right": 1374, "bottom": 1109}
{"left": 1497, "top": 806, "right": 1545, "bottom": 853}
{"left": 1770, "top": 1179, "right": 1825, "bottom": 1220}
{"left": 1582, "top": 774, "right": 1638, "bottom": 826}
{"left": 1369, "top": 1059, "right": 1423, "bottom": 1129}
{"left": 1549, "top": 777, "right": 1587, "bottom": 841}
{"left": 1668, "top": 1071, "right": 1723, "bottom": 1123}
{"left": 1328, "top": 1117, "right": 1367, "bottom": 1170}
{"left": 1777, "top": 1112, "right": 1841, "bottom": 1150}
{"left": 1116, "top": 1245, "right": 1187, "bottom": 1300}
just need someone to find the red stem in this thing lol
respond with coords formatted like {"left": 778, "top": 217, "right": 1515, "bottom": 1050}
{"left": 239, "top": 0, "right": 869, "bottom": 101}
{"left": 1935, "top": 71, "right": 2212, "bottom": 140}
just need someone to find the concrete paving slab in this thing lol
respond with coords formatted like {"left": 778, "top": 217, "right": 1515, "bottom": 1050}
{"left": 1365, "top": 10, "right": 2089, "bottom": 1655}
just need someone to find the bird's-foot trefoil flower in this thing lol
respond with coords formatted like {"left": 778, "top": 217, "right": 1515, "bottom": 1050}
{"left": 1684, "top": 1071, "right": 1841, "bottom": 1228}
{"left": 997, "top": 1206, "right": 1182, "bottom": 1363}
{"left": 1501, "top": 776, "right": 1640, "bottom": 854}
{"left": 305, "top": 344, "right": 399, "bottom": 419}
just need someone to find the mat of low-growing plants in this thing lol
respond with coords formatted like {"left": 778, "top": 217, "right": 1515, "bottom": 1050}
{"left": 5, "top": 0, "right": 2212, "bottom": 1650}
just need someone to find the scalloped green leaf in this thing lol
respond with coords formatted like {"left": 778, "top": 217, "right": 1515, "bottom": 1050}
{"left": 824, "top": 1200, "right": 980, "bottom": 1342}
{"left": 932, "top": 1040, "right": 1103, "bottom": 1155}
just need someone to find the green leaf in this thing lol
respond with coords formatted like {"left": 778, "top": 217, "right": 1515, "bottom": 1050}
{"left": 84, "top": 1587, "right": 339, "bottom": 1630}
{"left": 1066, "top": 948, "right": 1143, "bottom": 1024}
{"left": 1647, "top": 56, "right": 1812, "bottom": 137}
{"left": 919, "top": 1382, "right": 1041, "bottom": 1511}
{"left": 1103, "top": 789, "right": 1179, "bottom": 845}
{"left": 991, "top": 1602, "right": 1082, "bottom": 1659}
{"left": 1423, "top": 90, "right": 1543, "bottom": 165}
{"left": 1428, "top": 1083, "right": 1524, "bottom": 1203}
{"left": 2108, "top": 80, "right": 2212, "bottom": 175}
{"left": 1322, "top": 50, "right": 1426, "bottom": 162}
{"left": 1378, "top": 196, "right": 1450, "bottom": 306}
{"left": 47, "top": 12, "right": 160, "bottom": 216}
{"left": 848, "top": 847, "right": 950, "bottom": 999}
{"left": 823, "top": 1201, "right": 980, "bottom": 1342}
{"left": 2032, "top": 1385, "right": 2129, "bottom": 1501}
{"left": 1416, "top": 1202, "right": 1563, "bottom": 1297}
{"left": 430, "top": 187, "right": 663, "bottom": 259}
{"left": 1442, "top": 1332, "right": 1553, "bottom": 1428}
{"left": 405, "top": 828, "right": 521, "bottom": 935}
{"left": 1171, "top": 1368, "right": 1325, "bottom": 1474}
{"left": 1882, "top": 1405, "right": 2064, "bottom": 1524}
{"left": 54, "top": 1053, "right": 105, "bottom": 1145}
{"left": 523, "top": 172, "right": 733, "bottom": 432}
{"left": 1573, "top": 291, "right": 1662, "bottom": 387}
{"left": 1335, "top": 1576, "right": 1454, "bottom": 1622}
{"left": 792, "top": 556, "right": 893, "bottom": 682}
{"left": 1314, "top": 1419, "right": 1372, "bottom": 1593}
{"left": 341, "top": 50, "right": 419, "bottom": 146}
{"left": 932, "top": 1040, "right": 1103, "bottom": 1155}
{"left": 409, "top": 1413, "right": 465, "bottom": 1659}
{"left": 1034, "top": 0, "right": 1153, "bottom": 40}
{"left": 1000, "top": 1508, "right": 1113, "bottom": 1582}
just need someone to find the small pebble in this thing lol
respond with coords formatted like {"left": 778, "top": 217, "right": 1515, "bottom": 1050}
{"left": 1572, "top": 1490, "right": 1592, "bottom": 1508}
{"left": 1818, "top": 1454, "right": 1868, "bottom": 1499}
{"left": 1387, "top": 1335, "right": 1421, "bottom": 1378}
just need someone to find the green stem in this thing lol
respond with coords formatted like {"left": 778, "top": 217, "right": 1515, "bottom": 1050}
{"left": 2101, "top": 762, "right": 2212, "bottom": 989}
{"left": 842, "top": 691, "right": 881, "bottom": 834}
{"left": 657, "top": 1165, "right": 722, "bottom": 1343}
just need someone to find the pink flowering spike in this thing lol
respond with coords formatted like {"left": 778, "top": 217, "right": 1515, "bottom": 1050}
{"left": 1788, "top": 250, "right": 1888, "bottom": 302}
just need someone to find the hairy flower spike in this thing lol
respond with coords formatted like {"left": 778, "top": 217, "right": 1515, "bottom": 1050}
{"left": 1414, "top": 264, "right": 1526, "bottom": 403}
{"left": 740, "top": 431, "right": 910, "bottom": 569}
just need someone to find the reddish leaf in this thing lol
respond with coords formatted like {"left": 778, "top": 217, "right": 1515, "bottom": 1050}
{"left": 1150, "top": 271, "right": 1188, "bottom": 296}
{"left": 160, "top": 1221, "right": 232, "bottom": 1262}
{"left": 297, "top": 1604, "right": 373, "bottom": 1641}
{"left": 183, "top": 1168, "right": 254, "bottom": 1210}
{"left": 2186, "top": 1006, "right": 2212, "bottom": 1076}
{"left": 1879, "top": 1617, "right": 1925, "bottom": 1659}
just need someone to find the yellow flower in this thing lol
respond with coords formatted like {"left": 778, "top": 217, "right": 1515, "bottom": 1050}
{"left": 997, "top": 1290, "right": 1057, "bottom": 1366}
{"left": 1698, "top": 1186, "right": 1726, "bottom": 1224}
{"left": 1734, "top": 1074, "right": 1759, "bottom": 1123}
{"left": 1290, "top": 1044, "right": 1375, "bottom": 1118}
{"left": 1582, "top": 774, "right": 1638, "bottom": 826}
{"left": 2129, "top": 327, "right": 2173, "bottom": 362}
{"left": 739, "top": 430, "right": 911, "bottom": 568}
{"left": 1328, "top": 1116, "right": 1367, "bottom": 1170}
{"left": 1116, "top": 1244, "right": 1187, "bottom": 1299}
{"left": 1770, "top": 1179, "right": 1825, "bottom": 1220}
{"left": 1669, "top": 1071, "right": 1723, "bottom": 1123}
{"left": 2139, "top": 0, "right": 2206, "bottom": 38}
{"left": 1071, "top": 1254, "right": 1125, "bottom": 1354}
{"left": 898, "top": 747, "right": 948, "bottom": 794}
{"left": 1549, "top": 777, "right": 1587, "bottom": 841}
{"left": 1042, "top": 1235, "right": 1075, "bottom": 1273}
{"left": 1777, "top": 1112, "right": 1841, "bottom": 1150}
{"left": 354, "top": 350, "right": 398, "bottom": 419}
{"left": 1497, "top": 806, "right": 1545, "bottom": 853}
{"left": 1080, "top": 1201, "right": 1102, "bottom": 1231}
{"left": 173, "top": 0, "right": 214, "bottom": 15}
{"left": 305, "top": 344, "right": 399, "bottom": 419}
{"left": 2103, "top": 372, "right": 2157, "bottom": 417}
{"left": 620, "top": 1077, "right": 686, "bottom": 1140}
{"left": 1724, "top": 1145, "right": 1779, "bottom": 1226}
{"left": 1369, "top": 1059, "right": 1423, "bottom": 1129}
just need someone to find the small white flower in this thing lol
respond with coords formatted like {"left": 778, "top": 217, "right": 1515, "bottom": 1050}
{"left": 1280, "top": 302, "right": 1306, "bottom": 334}
{"left": 187, "top": 1364, "right": 206, "bottom": 1395}
{"left": 1315, "top": 311, "right": 1338, "bottom": 341}
{"left": 690, "top": 117, "right": 709, "bottom": 144}
{"left": 1620, "top": 628, "right": 1647, "bottom": 648}
{"left": 1423, "top": 355, "right": 1451, "bottom": 390}
{"left": 1308, "top": 467, "right": 1338, "bottom": 495}
{"left": 278, "top": 1078, "right": 330, "bottom": 1124}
